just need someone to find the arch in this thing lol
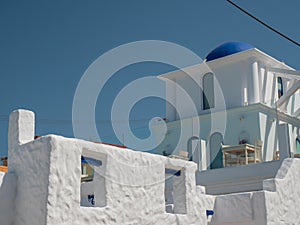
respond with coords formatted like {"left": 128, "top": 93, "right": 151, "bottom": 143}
{"left": 203, "top": 72, "right": 215, "bottom": 110}
{"left": 210, "top": 132, "right": 223, "bottom": 169}
{"left": 277, "top": 77, "right": 283, "bottom": 98}
{"left": 296, "top": 136, "right": 300, "bottom": 154}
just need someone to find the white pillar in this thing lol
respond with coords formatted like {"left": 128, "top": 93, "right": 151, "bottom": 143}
{"left": 8, "top": 110, "right": 35, "bottom": 151}
{"left": 199, "top": 139, "right": 207, "bottom": 171}
{"left": 192, "top": 139, "right": 200, "bottom": 167}
{"left": 244, "top": 87, "right": 248, "bottom": 106}
{"left": 278, "top": 123, "right": 290, "bottom": 159}
{"left": 251, "top": 61, "right": 260, "bottom": 103}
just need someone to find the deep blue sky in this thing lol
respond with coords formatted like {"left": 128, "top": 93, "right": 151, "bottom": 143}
{"left": 0, "top": 0, "right": 299, "bottom": 156}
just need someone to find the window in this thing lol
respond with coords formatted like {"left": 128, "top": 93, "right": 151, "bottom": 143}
{"left": 277, "top": 77, "right": 283, "bottom": 98}
{"left": 203, "top": 72, "right": 215, "bottom": 110}
{"left": 80, "top": 153, "right": 107, "bottom": 207}
{"left": 81, "top": 156, "right": 102, "bottom": 182}
{"left": 296, "top": 136, "right": 300, "bottom": 154}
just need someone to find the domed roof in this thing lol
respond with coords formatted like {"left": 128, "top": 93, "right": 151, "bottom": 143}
{"left": 205, "top": 41, "right": 254, "bottom": 62}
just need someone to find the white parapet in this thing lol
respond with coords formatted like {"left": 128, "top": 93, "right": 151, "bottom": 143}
{"left": 8, "top": 109, "right": 35, "bottom": 150}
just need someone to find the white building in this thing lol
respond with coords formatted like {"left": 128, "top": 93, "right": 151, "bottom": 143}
{"left": 153, "top": 41, "right": 300, "bottom": 194}
{"left": 0, "top": 42, "right": 300, "bottom": 225}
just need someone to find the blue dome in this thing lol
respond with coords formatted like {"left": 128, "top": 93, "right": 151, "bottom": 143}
{"left": 205, "top": 41, "right": 254, "bottom": 62}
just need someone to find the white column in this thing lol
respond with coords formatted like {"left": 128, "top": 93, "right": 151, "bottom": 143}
{"left": 251, "top": 61, "right": 260, "bottom": 103}
{"left": 192, "top": 139, "right": 200, "bottom": 167}
{"left": 199, "top": 139, "right": 207, "bottom": 171}
{"left": 278, "top": 123, "right": 290, "bottom": 159}
{"left": 244, "top": 87, "right": 248, "bottom": 106}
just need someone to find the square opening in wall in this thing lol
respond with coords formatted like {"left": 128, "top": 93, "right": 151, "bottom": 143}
{"left": 80, "top": 152, "right": 107, "bottom": 208}
{"left": 164, "top": 167, "right": 187, "bottom": 214}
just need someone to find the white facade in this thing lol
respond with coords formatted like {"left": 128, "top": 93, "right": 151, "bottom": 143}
{"left": 154, "top": 46, "right": 300, "bottom": 180}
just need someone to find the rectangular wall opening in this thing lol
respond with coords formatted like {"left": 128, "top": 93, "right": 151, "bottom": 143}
{"left": 165, "top": 167, "right": 187, "bottom": 214}
{"left": 80, "top": 150, "right": 107, "bottom": 208}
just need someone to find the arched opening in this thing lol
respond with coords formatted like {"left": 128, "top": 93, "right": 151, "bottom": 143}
{"left": 210, "top": 132, "right": 223, "bottom": 169}
{"left": 296, "top": 136, "right": 300, "bottom": 154}
{"left": 203, "top": 72, "right": 215, "bottom": 110}
{"left": 277, "top": 77, "right": 283, "bottom": 98}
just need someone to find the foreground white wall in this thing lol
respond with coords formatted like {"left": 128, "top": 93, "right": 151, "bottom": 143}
{"left": 45, "top": 136, "right": 212, "bottom": 225}
{"left": 0, "top": 171, "right": 17, "bottom": 225}
{"left": 1, "top": 109, "right": 214, "bottom": 225}
{"left": 7, "top": 136, "right": 211, "bottom": 225}
{"left": 207, "top": 158, "right": 300, "bottom": 225}
{"left": 263, "top": 158, "right": 300, "bottom": 225}
{"left": 1, "top": 109, "right": 300, "bottom": 225}
{"left": 210, "top": 191, "right": 267, "bottom": 225}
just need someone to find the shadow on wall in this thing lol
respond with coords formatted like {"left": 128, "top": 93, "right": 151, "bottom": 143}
{"left": 0, "top": 172, "right": 17, "bottom": 225}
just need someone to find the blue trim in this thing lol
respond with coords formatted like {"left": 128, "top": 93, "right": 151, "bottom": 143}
{"left": 81, "top": 156, "right": 102, "bottom": 166}
{"left": 165, "top": 168, "right": 181, "bottom": 176}
{"left": 88, "top": 194, "right": 95, "bottom": 206}
{"left": 206, "top": 210, "right": 214, "bottom": 216}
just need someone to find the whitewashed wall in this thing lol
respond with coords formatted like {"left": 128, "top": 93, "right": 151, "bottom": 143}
{"left": 203, "top": 158, "right": 300, "bottom": 225}
{"left": 0, "top": 171, "right": 16, "bottom": 225}
{"left": 263, "top": 158, "right": 300, "bottom": 225}
{"left": 0, "top": 110, "right": 215, "bottom": 225}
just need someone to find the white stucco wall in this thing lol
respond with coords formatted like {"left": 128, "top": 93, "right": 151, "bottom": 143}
{"left": 263, "top": 158, "right": 300, "bottom": 225}
{"left": 0, "top": 110, "right": 216, "bottom": 225}
{"left": 1, "top": 105, "right": 300, "bottom": 225}
{"left": 209, "top": 191, "right": 267, "bottom": 225}
{"left": 163, "top": 59, "right": 252, "bottom": 121}
{"left": 45, "top": 135, "right": 212, "bottom": 225}
{"left": 0, "top": 171, "right": 17, "bottom": 225}
{"left": 203, "top": 158, "right": 300, "bottom": 225}
{"left": 9, "top": 137, "right": 52, "bottom": 225}
{"left": 163, "top": 63, "right": 210, "bottom": 121}
{"left": 0, "top": 133, "right": 215, "bottom": 225}
{"left": 209, "top": 60, "right": 252, "bottom": 109}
